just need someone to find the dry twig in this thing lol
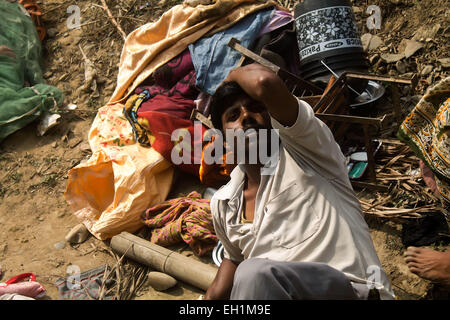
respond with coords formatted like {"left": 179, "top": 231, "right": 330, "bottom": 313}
{"left": 358, "top": 138, "right": 443, "bottom": 219}
{"left": 100, "top": 0, "right": 127, "bottom": 40}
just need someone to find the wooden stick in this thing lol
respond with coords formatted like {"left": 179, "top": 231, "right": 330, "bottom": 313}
{"left": 100, "top": 0, "right": 127, "bottom": 41}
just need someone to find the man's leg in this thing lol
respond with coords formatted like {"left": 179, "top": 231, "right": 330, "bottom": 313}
{"left": 230, "top": 258, "right": 360, "bottom": 300}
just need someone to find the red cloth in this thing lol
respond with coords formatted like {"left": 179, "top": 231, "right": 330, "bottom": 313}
{"left": 136, "top": 50, "right": 207, "bottom": 176}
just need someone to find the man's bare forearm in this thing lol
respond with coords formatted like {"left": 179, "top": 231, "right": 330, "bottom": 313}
{"left": 204, "top": 258, "right": 238, "bottom": 300}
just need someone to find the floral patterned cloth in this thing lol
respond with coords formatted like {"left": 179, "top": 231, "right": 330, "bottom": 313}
{"left": 142, "top": 191, "right": 218, "bottom": 256}
{"left": 397, "top": 76, "right": 450, "bottom": 219}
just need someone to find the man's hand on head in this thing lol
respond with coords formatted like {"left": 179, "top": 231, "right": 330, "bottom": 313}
{"left": 225, "top": 63, "right": 299, "bottom": 127}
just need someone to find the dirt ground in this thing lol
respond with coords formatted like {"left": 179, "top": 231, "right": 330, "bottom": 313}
{"left": 0, "top": 0, "right": 448, "bottom": 300}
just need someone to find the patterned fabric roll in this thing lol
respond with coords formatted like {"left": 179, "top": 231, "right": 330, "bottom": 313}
{"left": 397, "top": 76, "right": 450, "bottom": 220}
{"left": 142, "top": 191, "right": 218, "bottom": 256}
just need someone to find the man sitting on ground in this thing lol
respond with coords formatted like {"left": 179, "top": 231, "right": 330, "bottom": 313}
{"left": 204, "top": 63, "right": 395, "bottom": 300}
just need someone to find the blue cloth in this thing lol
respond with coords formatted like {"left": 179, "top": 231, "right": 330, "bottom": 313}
{"left": 188, "top": 8, "right": 274, "bottom": 95}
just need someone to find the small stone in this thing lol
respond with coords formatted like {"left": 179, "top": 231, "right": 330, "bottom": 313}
{"left": 361, "top": 34, "right": 383, "bottom": 52}
{"left": 57, "top": 211, "right": 65, "bottom": 218}
{"left": 395, "top": 60, "right": 407, "bottom": 74}
{"left": 361, "top": 33, "right": 372, "bottom": 52}
{"left": 47, "top": 28, "right": 58, "bottom": 38}
{"left": 52, "top": 141, "right": 58, "bottom": 148}
{"left": 381, "top": 53, "right": 404, "bottom": 63}
{"left": 65, "top": 224, "right": 90, "bottom": 244}
{"left": 38, "top": 216, "right": 44, "bottom": 222}
{"left": 398, "top": 39, "right": 423, "bottom": 59}
{"left": 147, "top": 272, "right": 177, "bottom": 291}
{"left": 421, "top": 65, "right": 433, "bottom": 76}
{"left": 368, "top": 35, "right": 383, "bottom": 51}
{"left": 54, "top": 241, "right": 66, "bottom": 249}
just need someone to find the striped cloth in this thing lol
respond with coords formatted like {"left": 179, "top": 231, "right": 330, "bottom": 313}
{"left": 142, "top": 191, "right": 218, "bottom": 256}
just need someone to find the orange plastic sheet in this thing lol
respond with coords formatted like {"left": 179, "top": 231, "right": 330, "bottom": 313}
{"left": 64, "top": 0, "right": 278, "bottom": 240}
{"left": 65, "top": 104, "right": 174, "bottom": 240}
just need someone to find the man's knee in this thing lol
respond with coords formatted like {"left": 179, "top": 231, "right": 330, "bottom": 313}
{"left": 234, "top": 258, "right": 274, "bottom": 286}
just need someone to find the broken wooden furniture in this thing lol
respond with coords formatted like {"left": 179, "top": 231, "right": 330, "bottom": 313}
{"left": 313, "top": 71, "right": 416, "bottom": 191}
{"left": 224, "top": 37, "right": 416, "bottom": 191}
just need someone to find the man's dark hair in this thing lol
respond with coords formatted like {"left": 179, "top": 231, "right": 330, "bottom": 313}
{"left": 210, "top": 81, "right": 249, "bottom": 131}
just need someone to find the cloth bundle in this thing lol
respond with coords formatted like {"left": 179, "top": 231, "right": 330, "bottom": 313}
{"left": 142, "top": 191, "right": 218, "bottom": 256}
{"left": 0, "top": 0, "right": 63, "bottom": 142}
{"left": 397, "top": 76, "right": 450, "bottom": 219}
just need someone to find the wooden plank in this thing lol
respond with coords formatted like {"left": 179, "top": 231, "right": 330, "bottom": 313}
{"left": 227, "top": 38, "right": 323, "bottom": 95}
{"left": 345, "top": 72, "right": 414, "bottom": 85}
{"left": 315, "top": 113, "right": 384, "bottom": 127}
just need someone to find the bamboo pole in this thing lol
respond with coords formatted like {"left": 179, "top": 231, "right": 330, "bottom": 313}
{"left": 110, "top": 232, "right": 218, "bottom": 291}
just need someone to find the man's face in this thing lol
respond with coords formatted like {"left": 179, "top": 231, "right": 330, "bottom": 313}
{"left": 220, "top": 95, "right": 272, "bottom": 164}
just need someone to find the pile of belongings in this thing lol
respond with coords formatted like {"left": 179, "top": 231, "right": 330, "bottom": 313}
{"left": 0, "top": 0, "right": 63, "bottom": 142}
{"left": 65, "top": 0, "right": 302, "bottom": 245}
